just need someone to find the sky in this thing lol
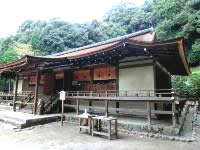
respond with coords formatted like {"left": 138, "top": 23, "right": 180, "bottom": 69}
{"left": 0, "top": 0, "right": 144, "bottom": 38}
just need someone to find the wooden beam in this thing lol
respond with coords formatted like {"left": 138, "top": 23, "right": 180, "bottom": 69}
{"left": 33, "top": 71, "right": 39, "bottom": 115}
{"left": 172, "top": 101, "right": 176, "bottom": 127}
{"left": 119, "top": 62, "right": 153, "bottom": 69}
{"left": 147, "top": 101, "right": 151, "bottom": 130}
{"left": 61, "top": 100, "right": 64, "bottom": 126}
{"left": 64, "top": 104, "right": 174, "bottom": 116}
{"left": 105, "top": 100, "right": 108, "bottom": 117}
{"left": 8, "top": 79, "right": 11, "bottom": 94}
{"left": 13, "top": 74, "right": 19, "bottom": 111}
{"left": 77, "top": 99, "right": 79, "bottom": 115}
{"left": 116, "top": 102, "right": 119, "bottom": 113}
{"left": 65, "top": 96, "right": 174, "bottom": 102}
{"left": 89, "top": 100, "right": 92, "bottom": 110}
{"left": 155, "top": 61, "right": 171, "bottom": 77}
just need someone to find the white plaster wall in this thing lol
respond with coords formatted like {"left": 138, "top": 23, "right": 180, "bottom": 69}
{"left": 13, "top": 79, "right": 23, "bottom": 93}
{"left": 119, "top": 65, "right": 155, "bottom": 110}
{"left": 18, "top": 80, "right": 23, "bottom": 93}
{"left": 119, "top": 65, "right": 155, "bottom": 91}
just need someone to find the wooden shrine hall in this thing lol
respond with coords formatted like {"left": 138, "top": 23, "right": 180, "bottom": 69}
{"left": 0, "top": 28, "right": 190, "bottom": 127}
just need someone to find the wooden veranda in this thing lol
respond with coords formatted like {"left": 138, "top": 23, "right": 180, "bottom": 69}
{"left": 60, "top": 89, "right": 184, "bottom": 128}
{"left": 0, "top": 91, "right": 34, "bottom": 112}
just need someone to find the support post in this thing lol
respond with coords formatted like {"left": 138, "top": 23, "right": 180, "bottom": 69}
{"left": 61, "top": 100, "right": 64, "bottom": 126}
{"left": 89, "top": 101, "right": 92, "bottom": 110}
{"left": 105, "top": 100, "right": 108, "bottom": 117}
{"left": 77, "top": 99, "right": 79, "bottom": 115}
{"left": 33, "top": 71, "right": 39, "bottom": 115}
{"left": 115, "top": 119, "right": 118, "bottom": 138}
{"left": 9, "top": 79, "right": 11, "bottom": 94}
{"left": 172, "top": 101, "right": 176, "bottom": 127}
{"left": 108, "top": 120, "right": 111, "bottom": 140}
{"left": 116, "top": 102, "right": 119, "bottom": 113}
{"left": 89, "top": 91, "right": 92, "bottom": 111}
{"left": 13, "top": 74, "right": 19, "bottom": 111}
{"left": 147, "top": 101, "right": 151, "bottom": 130}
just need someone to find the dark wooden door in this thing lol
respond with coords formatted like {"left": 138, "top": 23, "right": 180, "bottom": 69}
{"left": 54, "top": 79, "right": 64, "bottom": 93}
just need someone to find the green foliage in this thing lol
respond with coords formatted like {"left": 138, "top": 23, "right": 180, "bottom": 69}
{"left": 172, "top": 69, "right": 200, "bottom": 98}
{"left": 0, "top": 36, "right": 15, "bottom": 51}
{"left": 188, "top": 0, "right": 200, "bottom": 9}
{"left": 104, "top": 1, "right": 154, "bottom": 33}
{"left": 188, "top": 50, "right": 200, "bottom": 66}
{"left": 0, "top": 79, "right": 9, "bottom": 91}
{"left": 0, "top": 42, "right": 45, "bottom": 65}
{"left": 31, "top": 28, "right": 41, "bottom": 50}
{"left": 0, "top": 47, "right": 17, "bottom": 64}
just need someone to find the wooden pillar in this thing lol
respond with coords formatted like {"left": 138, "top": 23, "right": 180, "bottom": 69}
{"left": 105, "top": 100, "right": 108, "bottom": 117}
{"left": 33, "top": 71, "right": 40, "bottom": 115}
{"left": 61, "top": 100, "right": 64, "bottom": 126}
{"left": 108, "top": 120, "right": 111, "bottom": 140}
{"left": 77, "top": 99, "right": 79, "bottom": 115}
{"left": 89, "top": 91, "right": 93, "bottom": 108}
{"left": 116, "top": 102, "right": 119, "bottom": 113}
{"left": 115, "top": 119, "right": 118, "bottom": 138}
{"left": 8, "top": 79, "right": 11, "bottom": 94}
{"left": 89, "top": 101, "right": 92, "bottom": 110}
{"left": 147, "top": 101, "right": 151, "bottom": 129}
{"left": 13, "top": 74, "right": 19, "bottom": 111}
{"left": 172, "top": 101, "right": 176, "bottom": 127}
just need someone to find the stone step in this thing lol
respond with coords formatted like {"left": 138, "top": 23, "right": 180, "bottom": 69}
{"left": 0, "top": 110, "right": 62, "bottom": 129}
{"left": 0, "top": 105, "right": 13, "bottom": 111}
{"left": 0, "top": 122, "right": 18, "bottom": 130}
{"left": 0, "top": 114, "right": 26, "bottom": 129}
{"left": 0, "top": 112, "right": 27, "bottom": 122}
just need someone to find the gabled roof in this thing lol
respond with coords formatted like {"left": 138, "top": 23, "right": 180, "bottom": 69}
{"left": 49, "top": 28, "right": 154, "bottom": 57}
{"left": 0, "top": 28, "right": 190, "bottom": 76}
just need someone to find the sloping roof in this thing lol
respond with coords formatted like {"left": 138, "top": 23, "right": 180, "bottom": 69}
{"left": 0, "top": 28, "right": 154, "bottom": 71}
{"left": 49, "top": 28, "right": 154, "bottom": 57}
{"left": 0, "top": 28, "right": 190, "bottom": 76}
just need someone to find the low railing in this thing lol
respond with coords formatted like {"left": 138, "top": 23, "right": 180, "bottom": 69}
{"left": 64, "top": 89, "right": 178, "bottom": 98}
{"left": 0, "top": 91, "right": 34, "bottom": 107}
{"left": 60, "top": 89, "right": 183, "bottom": 128}
{"left": 18, "top": 91, "right": 34, "bottom": 96}
{"left": 0, "top": 91, "right": 34, "bottom": 97}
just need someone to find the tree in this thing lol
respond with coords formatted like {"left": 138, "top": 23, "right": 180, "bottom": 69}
{"left": 0, "top": 47, "right": 18, "bottom": 64}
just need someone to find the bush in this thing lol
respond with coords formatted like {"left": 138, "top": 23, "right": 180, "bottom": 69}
{"left": 188, "top": 51, "right": 200, "bottom": 66}
{"left": 172, "top": 69, "right": 200, "bottom": 98}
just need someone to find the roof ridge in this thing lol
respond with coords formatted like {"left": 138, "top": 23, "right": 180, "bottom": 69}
{"left": 47, "top": 28, "right": 153, "bottom": 57}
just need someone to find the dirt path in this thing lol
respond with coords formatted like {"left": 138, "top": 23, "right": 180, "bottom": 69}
{"left": 0, "top": 121, "right": 199, "bottom": 150}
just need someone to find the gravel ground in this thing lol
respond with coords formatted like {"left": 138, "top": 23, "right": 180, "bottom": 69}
{"left": 0, "top": 121, "right": 199, "bottom": 150}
